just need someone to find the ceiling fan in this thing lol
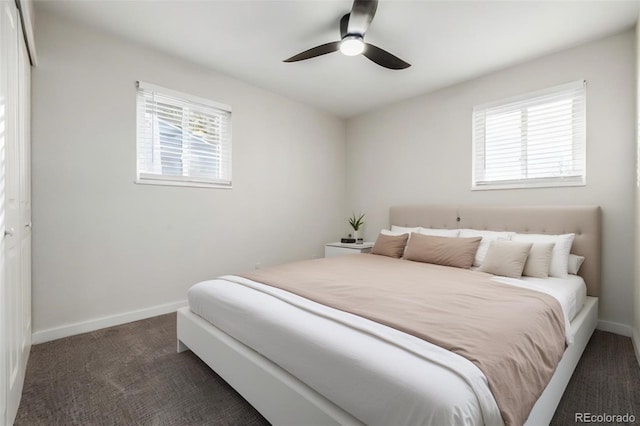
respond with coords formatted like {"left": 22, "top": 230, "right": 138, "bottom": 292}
{"left": 283, "top": 0, "right": 411, "bottom": 70}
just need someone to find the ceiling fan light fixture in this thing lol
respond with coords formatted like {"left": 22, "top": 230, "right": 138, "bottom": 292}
{"left": 283, "top": 0, "right": 410, "bottom": 69}
{"left": 339, "top": 35, "right": 365, "bottom": 56}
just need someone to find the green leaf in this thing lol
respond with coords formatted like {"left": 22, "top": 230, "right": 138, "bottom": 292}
{"left": 348, "top": 212, "right": 365, "bottom": 231}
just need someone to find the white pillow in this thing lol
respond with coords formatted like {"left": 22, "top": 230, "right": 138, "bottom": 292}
{"left": 417, "top": 227, "right": 460, "bottom": 237}
{"left": 381, "top": 229, "right": 409, "bottom": 237}
{"left": 511, "top": 233, "right": 575, "bottom": 278}
{"left": 568, "top": 254, "right": 585, "bottom": 275}
{"left": 458, "top": 229, "right": 515, "bottom": 267}
{"left": 391, "top": 225, "right": 420, "bottom": 234}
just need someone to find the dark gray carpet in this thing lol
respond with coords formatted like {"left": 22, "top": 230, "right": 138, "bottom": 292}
{"left": 15, "top": 314, "right": 640, "bottom": 426}
{"left": 15, "top": 313, "right": 270, "bottom": 426}
{"left": 551, "top": 330, "right": 640, "bottom": 425}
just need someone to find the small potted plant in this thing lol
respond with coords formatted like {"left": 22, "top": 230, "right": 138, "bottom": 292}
{"left": 348, "top": 212, "right": 365, "bottom": 244}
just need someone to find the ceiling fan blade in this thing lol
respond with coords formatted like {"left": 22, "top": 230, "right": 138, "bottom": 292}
{"left": 363, "top": 43, "right": 411, "bottom": 70}
{"left": 283, "top": 41, "right": 340, "bottom": 62}
{"left": 340, "top": 13, "right": 349, "bottom": 39}
{"left": 347, "top": 0, "right": 378, "bottom": 36}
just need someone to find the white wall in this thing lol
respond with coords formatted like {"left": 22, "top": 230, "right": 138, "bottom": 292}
{"left": 31, "top": 12, "right": 346, "bottom": 336}
{"left": 32, "top": 11, "right": 638, "bottom": 338}
{"left": 347, "top": 31, "right": 636, "bottom": 331}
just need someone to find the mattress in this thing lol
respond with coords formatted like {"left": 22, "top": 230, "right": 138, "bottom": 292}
{"left": 188, "top": 269, "right": 581, "bottom": 426}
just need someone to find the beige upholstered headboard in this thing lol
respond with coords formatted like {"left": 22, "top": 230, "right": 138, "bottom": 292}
{"left": 389, "top": 205, "right": 602, "bottom": 297}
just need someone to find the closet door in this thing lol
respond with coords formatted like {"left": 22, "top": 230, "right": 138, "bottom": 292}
{"left": 2, "top": 0, "right": 20, "bottom": 423}
{"left": 2, "top": 1, "right": 30, "bottom": 424}
{"left": 0, "top": 1, "right": 8, "bottom": 423}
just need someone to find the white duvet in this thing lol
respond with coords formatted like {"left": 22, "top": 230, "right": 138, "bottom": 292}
{"left": 188, "top": 273, "right": 585, "bottom": 426}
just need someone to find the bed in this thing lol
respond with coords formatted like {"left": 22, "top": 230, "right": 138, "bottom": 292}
{"left": 177, "top": 205, "right": 601, "bottom": 425}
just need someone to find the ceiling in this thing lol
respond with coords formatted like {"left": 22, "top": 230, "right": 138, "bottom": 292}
{"left": 35, "top": 0, "right": 639, "bottom": 118}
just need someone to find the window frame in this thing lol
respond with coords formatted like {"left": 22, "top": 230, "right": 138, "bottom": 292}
{"left": 471, "top": 80, "right": 586, "bottom": 191}
{"left": 135, "top": 81, "right": 232, "bottom": 189}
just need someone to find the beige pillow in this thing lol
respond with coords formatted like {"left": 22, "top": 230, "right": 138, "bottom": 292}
{"left": 404, "top": 233, "right": 481, "bottom": 269}
{"left": 511, "top": 233, "right": 574, "bottom": 278}
{"left": 522, "top": 242, "right": 555, "bottom": 278}
{"left": 479, "top": 240, "right": 533, "bottom": 278}
{"left": 458, "top": 229, "right": 515, "bottom": 267}
{"left": 371, "top": 233, "right": 409, "bottom": 258}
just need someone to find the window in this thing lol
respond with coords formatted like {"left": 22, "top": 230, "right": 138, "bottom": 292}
{"left": 136, "top": 81, "right": 232, "bottom": 188}
{"left": 472, "top": 80, "right": 585, "bottom": 190}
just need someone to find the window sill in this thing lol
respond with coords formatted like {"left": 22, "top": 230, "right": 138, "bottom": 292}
{"left": 472, "top": 180, "right": 585, "bottom": 191}
{"left": 135, "top": 178, "right": 232, "bottom": 190}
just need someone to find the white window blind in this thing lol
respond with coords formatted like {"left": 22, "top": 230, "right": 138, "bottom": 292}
{"left": 136, "top": 81, "right": 232, "bottom": 188}
{"left": 472, "top": 80, "right": 586, "bottom": 190}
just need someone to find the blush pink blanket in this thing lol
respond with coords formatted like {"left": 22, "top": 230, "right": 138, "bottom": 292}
{"left": 240, "top": 254, "right": 566, "bottom": 426}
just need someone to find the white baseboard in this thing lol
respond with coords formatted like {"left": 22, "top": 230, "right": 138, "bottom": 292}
{"left": 633, "top": 328, "right": 640, "bottom": 367}
{"left": 31, "top": 300, "right": 188, "bottom": 344}
{"left": 596, "top": 319, "right": 633, "bottom": 337}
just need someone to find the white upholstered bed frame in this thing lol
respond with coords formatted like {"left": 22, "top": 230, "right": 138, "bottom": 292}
{"left": 177, "top": 205, "right": 601, "bottom": 425}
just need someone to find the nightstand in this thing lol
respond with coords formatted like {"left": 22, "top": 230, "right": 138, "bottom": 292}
{"left": 324, "top": 242, "right": 374, "bottom": 258}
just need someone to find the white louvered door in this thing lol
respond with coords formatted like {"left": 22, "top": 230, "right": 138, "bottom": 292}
{"left": 1, "top": 1, "right": 31, "bottom": 424}
{"left": 0, "top": 2, "right": 8, "bottom": 422}
{"left": 4, "top": 0, "right": 20, "bottom": 422}
{"left": 2, "top": 1, "right": 20, "bottom": 423}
